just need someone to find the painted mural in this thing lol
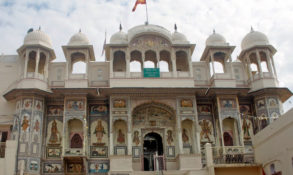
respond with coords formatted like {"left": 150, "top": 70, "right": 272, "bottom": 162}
{"left": 132, "top": 130, "right": 140, "bottom": 146}
{"left": 32, "top": 113, "right": 41, "bottom": 143}
{"left": 47, "top": 105, "right": 64, "bottom": 116}
{"left": 43, "top": 162, "right": 62, "bottom": 173}
{"left": 220, "top": 99, "right": 236, "bottom": 108}
{"left": 34, "top": 99, "right": 43, "bottom": 111}
{"left": 23, "top": 98, "right": 33, "bottom": 109}
{"left": 90, "top": 146, "right": 108, "bottom": 158}
{"left": 242, "top": 118, "right": 253, "bottom": 140}
{"left": 268, "top": 97, "right": 278, "bottom": 108}
{"left": 91, "top": 119, "right": 108, "bottom": 146}
{"left": 198, "top": 105, "right": 211, "bottom": 115}
{"left": 166, "top": 130, "right": 174, "bottom": 145}
{"left": 47, "top": 119, "right": 62, "bottom": 145}
{"left": 89, "top": 161, "right": 109, "bottom": 173}
{"left": 66, "top": 100, "right": 85, "bottom": 111}
{"left": 90, "top": 104, "right": 108, "bottom": 115}
{"left": 20, "top": 112, "right": 30, "bottom": 142}
{"left": 199, "top": 119, "right": 214, "bottom": 143}
{"left": 180, "top": 99, "right": 193, "bottom": 107}
{"left": 113, "top": 99, "right": 126, "bottom": 108}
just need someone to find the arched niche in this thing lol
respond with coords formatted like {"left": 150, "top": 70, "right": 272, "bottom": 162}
{"left": 144, "top": 50, "right": 157, "bottom": 68}
{"left": 113, "top": 119, "right": 127, "bottom": 146}
{"left": 70, "top": 52, "right": 86, "bottom": 74}
{"left": 132, "top": 102, "right": 176, "bottom": 129}
{"left": 28, "top": 51, "right": 37, "bottom": 73}
{"left": 181, "top": 119, "right": 195, "bottom": 154}
{"left": 38, "top": 52, "right": 46, "bottom": 74}
{"left": 160, "top": 50, "right": 172, "bottom": 72}
{"left": 130, "top": 50, "right": 143, "bottom": 72}
{"left": 68, "top": 119, "right": 83, "bottom": 148}
{"left": 222, "top": 117, "right": 239, "bottom": 146}
{"left": 113, "top": 51, "right": 126, "bottom": 72}
{"left": 176, "top": 51, "right": 189, "bottom": 72}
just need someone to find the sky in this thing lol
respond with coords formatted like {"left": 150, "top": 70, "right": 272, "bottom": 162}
{"left": 0, "top": 0, "right": 293, "bottom": 111}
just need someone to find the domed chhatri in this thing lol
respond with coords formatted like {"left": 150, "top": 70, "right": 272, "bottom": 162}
{"left": 24, "top": 28, "right": 53, "bottom": 49}
{"left": 172, "top": 24, "right": 189, "bottom": 44}
{"left": 68, "top": 30, "right": 90, "bottom": 46}
{"left": 241, "top": 28, "right": 270, "bottom": 50}
{"left": 110, "top": 24, "right": 128, "bottom": 44}
{"left": 206, "top": 30, "right": 228, "bottom": 46}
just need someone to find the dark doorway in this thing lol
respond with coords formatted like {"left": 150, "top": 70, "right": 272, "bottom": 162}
{"left": 143, "top": 132, "right": 163, "bottom": 171}
{"left": 223, "top": 132, "right": 233, "bottom": 146}
{"left": 71, "top": 134, "right": 83, "bottom": 148}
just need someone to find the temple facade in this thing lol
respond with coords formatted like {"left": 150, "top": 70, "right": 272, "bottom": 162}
{"left": 0, "top": 23, "right": 292, "bottom": 175}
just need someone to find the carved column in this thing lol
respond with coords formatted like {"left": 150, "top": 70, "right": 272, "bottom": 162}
{"left": 24, "top": 50, "right": 29, "bottom": 78}
{"left": 171, "top": 49, "right": 177, "bottom": 77}
{"left": 35, "top": 49, "right": 40, "bottom": 78}
{"left": 256, "top": 51, "right": 263, "bottom": 78}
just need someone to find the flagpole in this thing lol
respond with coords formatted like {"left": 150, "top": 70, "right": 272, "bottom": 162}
{"left": 145, "top": 0, "right": 149, "bottom": 24}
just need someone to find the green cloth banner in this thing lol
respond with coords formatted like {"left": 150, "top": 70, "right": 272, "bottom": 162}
{"left": 143, "top": 68, "right": 160, "bottom": 78}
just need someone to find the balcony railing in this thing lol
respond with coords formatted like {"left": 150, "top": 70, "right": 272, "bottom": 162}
{"left": 212, "top": 146, "right": 255, "bottom": 164}
{"left": 0, "top": 142, "right": 6, "bottom": 158}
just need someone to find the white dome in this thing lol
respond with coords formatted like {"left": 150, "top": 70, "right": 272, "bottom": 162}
{"left": 206, "top": 32, "right": 228, "bottom": 46}
{"left": 68, "top": 31, "right": 90, "bottom": 45}
{"left": 241, "top": 30, "right": 269, "bottom": 50}
{"left": 128, "top": 24, "right": 172, "bottom": 42}
{"left": 110, "top": 31, "right": 128, "bottom": 44}
{"left": 172, "top": 31, "right": 189, "bottom": 44}
{"left": 24, "top": 29, "right": 52, "bottom": 49}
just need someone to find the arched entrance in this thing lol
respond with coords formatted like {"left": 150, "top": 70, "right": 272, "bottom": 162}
{"left": 143, "top": 132, "right": 163, "bottom": 171}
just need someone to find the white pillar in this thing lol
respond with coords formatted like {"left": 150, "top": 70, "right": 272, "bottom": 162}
{"left": 256, "top": 51, "right": 263, "bottom": 78}
{"left": 205, "top": 143, "right": 215, "bottom": 175}
{"left": 265, "top": 50, "right": 274, "bottom": 77}
{"left": 156, "top": 51, "right": 160, "bottom": 69}
{"left": 211, "top": 53, "right": 216, "bottom": 76}
{"left": 24, "top": 50, "right": 29, "bottom": 78}
{"left": 171, "top": 49, "right": 177, "bottom": 77}
{"left": 188, "top": 49, "right": 193, "bottom": 77}
{"left": 35, "top": 49, "right": 40, "bottom": 78}
{"left": 246, "top": 56, "right": 253, "bottom": 80}
{"left": 229, "top": 55, "right": 234, "bottom": 79}
{"left": 85, "top": 51, "right": 89, "bottom": 79}
{"left": 110, "top": 49, "right": 114, "bottom": 78}
{"left": 126, "top": 49, "right": 130, "bottom": 78}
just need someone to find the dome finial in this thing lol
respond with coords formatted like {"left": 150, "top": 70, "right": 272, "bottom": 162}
{"left": 119, "top": 23, "right": 122, "bottom": 31}
{"left": 213, "top": 29, "right": 215, "bottom": 34}
{"left": 174, "top": 23, "right": 177, "bottom": 32}
{"left": 250, "top": 26, "right": 254, "bottom": 32}
{"left": 79, "top": 28, "right": 81, "bottom": 33}
{"left": 38, "top": 26, "right": 41, "bottom": 30}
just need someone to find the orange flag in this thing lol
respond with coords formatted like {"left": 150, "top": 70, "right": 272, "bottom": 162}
{"left": 132, "top": 0, "right": 146, "bottom": 12}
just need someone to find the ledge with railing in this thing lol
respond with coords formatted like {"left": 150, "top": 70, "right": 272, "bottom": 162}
{"left": 212, "top": 146, "right": 255, "bottom": 165}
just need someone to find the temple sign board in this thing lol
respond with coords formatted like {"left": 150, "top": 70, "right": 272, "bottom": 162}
{"left": 143, "top": 68, "right": 160, "bottom": 78}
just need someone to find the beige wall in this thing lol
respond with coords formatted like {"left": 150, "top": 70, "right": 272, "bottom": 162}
{"left": 215, "top": 167, "right": 261, "bottom": 175}
{"left": 253, "top": 108, "right": 293, "bottom": 175}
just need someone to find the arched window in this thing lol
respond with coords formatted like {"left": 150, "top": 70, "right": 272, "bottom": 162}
{"left": 159, "top": 61, "right": 169, "bottom": 72}
{"left": 72, "top": 61, "right": 86, "bottom": 74}
{"left": 27, "top": 51, "right": 36, "bottom": 73}
{"left": 144, "top": 50, "right": 157, "bottom": 68}
{"left": 130, "top": 61, "right": 142, "bottom": 72}
{"left": 130, "top": 50, "right": 143, "bottom": 72}
{"left": 223, "top": 132, "right": 233, "bottom": 146}
{"left": 160, "top": 50, "right": 172, "bottom": 72}
{"left": 214, "top": 61, "right": 224, "bottom": 73}
{"left": 176, "top": 51, "right": 189, "bottom": 71}
{"left": 68, "top": 119, "right": 83, "bottom": 148}
{"left": 38, "top": 53, "right": 46, "bottom": 74}
{"left": 261, "top": 61, "right": 269, "bottom": 72}
{"left": 71, "top": 52, "right": 86, "bottom": 74}
{"left": 113, "top": 51, "right": 126, "bottom": 72}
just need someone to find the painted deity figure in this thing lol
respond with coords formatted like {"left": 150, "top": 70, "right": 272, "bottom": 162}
{"left": 94, "top": 120, "right": 105, "bottom": 144}
{"left": 49, "top": 120, "right": 60, "bottom": 144}
{"left": 133, "top": 131, "right": 140, "bottom": 146}
{"left": 167, "top": 130, "right": 173, "bottom": 145}
{"left": 21, "top": 116, "right": 29, "bottom": 131}
{"left": 200, "top": 120, "right": 212, "bottom": 142}
{"left": 34, "top": 119, "right": 40, "bottom": 132}
{"left": 242, "top": 118, "right": 251, "bottom": 140}
{"left": 117, "top": 129, "right": 125, "bottom": 144}
{"left": 182, "top": 128, "right": 189, "bottom": 144}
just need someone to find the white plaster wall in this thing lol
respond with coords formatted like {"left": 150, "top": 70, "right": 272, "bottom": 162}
{"left": 0, "top": 55, "right": 20, "bottom": 124}
{"left": 252, "top": 108, "right": 293, "bottom": 175}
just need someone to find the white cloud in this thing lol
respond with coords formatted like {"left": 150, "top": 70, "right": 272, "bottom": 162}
{"left": 0, "top": 0, "right": 293, "bottom": 111}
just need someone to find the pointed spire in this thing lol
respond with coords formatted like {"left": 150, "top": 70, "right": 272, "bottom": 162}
{"left": 250, "top": 26, "right": 254, "bottom": 32}
{"left": 79, "top": 28, "right": 81, "bottom": 33}
{"left": 119, "top": 23, "right": 122, "bottom": 31}
{"left": 213, "top": 29, "right": 215, "bottom": 34}
{"left": 174, "top": 23, "right": 177, "bottom": 32}
{"left": 38, "top": 26, "right": 41, "bottom": 30}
